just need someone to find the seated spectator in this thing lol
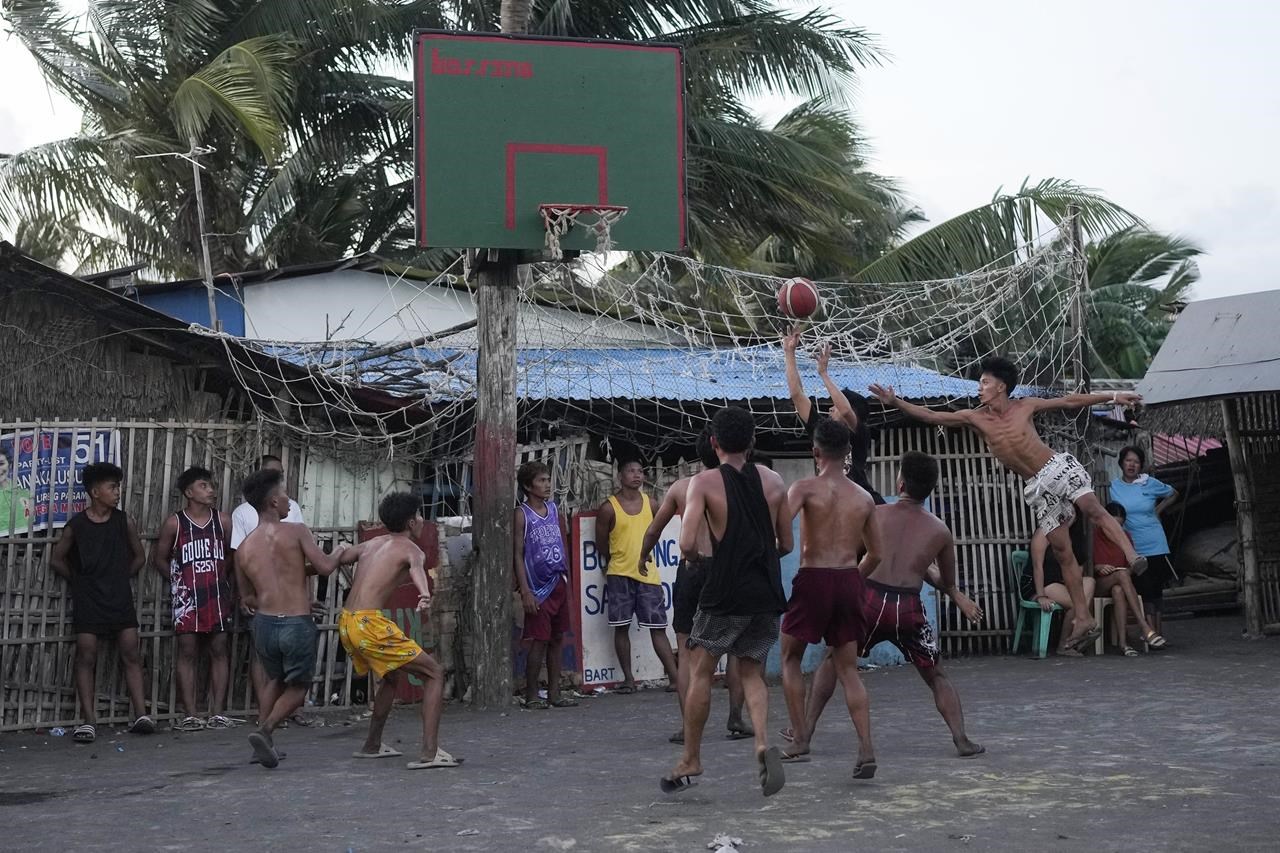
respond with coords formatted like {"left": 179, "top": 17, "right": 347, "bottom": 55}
{"left": 1094, "top": 502, "right": 1167, "bottom": 654}
{"left": 1026, "top": 524, "right": 1094, "bottom": 657}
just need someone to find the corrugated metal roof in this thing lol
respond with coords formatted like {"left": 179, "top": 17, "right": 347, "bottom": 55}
{"left": 1138, "top": 290, "right": 1280, "bottom": 406}
{"left": 272, "top": 343, "right": 1032, "bottom": 405}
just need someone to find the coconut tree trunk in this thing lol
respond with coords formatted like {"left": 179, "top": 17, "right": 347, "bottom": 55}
{"left": 500, "top": 0, "right": 533, "bottom": 33}
{"left": 468, "top": 0, "right": 534, "bottom": 709}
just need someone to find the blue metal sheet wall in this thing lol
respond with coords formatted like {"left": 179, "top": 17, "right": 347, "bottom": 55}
{"left": 138, "top": 286, "right": 246, "bottom": 337}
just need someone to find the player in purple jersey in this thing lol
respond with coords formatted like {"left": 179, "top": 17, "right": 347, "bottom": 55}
{"left": 513, "top": 461, "right": 577, "bottom": 710}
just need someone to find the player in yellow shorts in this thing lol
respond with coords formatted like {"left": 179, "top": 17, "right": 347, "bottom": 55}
{"left": 336, "top": 493, "right": 460, "bottom": 769}
{"left": 339, "top": 609, "right": 423, "bottom": 677}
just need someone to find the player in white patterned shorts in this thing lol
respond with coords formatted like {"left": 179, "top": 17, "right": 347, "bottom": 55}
{"left": 871, "top": 357, "right": 1145, "bottom": 652}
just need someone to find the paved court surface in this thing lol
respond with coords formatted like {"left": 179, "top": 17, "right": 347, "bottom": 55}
{"left": 1, "top": 614, "right": 1277, "bottom": 852}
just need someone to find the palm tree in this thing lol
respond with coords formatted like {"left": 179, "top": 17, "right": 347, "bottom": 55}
{"left": 1, "top": 0, "right": 906, "bottom": 275}
{"left": 0, "top": 0, "right": 444, "bottom": 277}
{"left": 836, "top": 179, "right": 1198, "bottom": 380}
{"left": 1083, "top": 227, "right": 1201, "bottom": 378}
{"left": 852, "top": 177, "right": 1143, "bottom": 283}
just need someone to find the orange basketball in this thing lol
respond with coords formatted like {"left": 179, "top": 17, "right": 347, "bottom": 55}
{"left": 777, "top": 277, "right": 820, "bottom": 319}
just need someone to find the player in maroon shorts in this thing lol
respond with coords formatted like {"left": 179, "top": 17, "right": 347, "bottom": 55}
{"left": 860, "top": 451, "right": 984, "bottom": 757}
{"left": 778, "top": 418, "right": 882, "bottom": 776}
{"left": 154, "top": 466, "right": 235, "bottom": 731}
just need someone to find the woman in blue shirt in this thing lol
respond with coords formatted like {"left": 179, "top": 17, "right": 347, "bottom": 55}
{"left": 1108, "top": 445, "right": 1180, "bottom": 632}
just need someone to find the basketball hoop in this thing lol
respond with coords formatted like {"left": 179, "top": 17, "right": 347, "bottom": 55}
{"left": 538, "top": 203, "right": 628, "bottom": 259}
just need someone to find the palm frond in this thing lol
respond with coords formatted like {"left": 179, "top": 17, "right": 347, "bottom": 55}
{"left": 171, "top": 36, "right": 296, "bottom": 159}
{"left": 671, "top": 11, "right": 882, "bottom": 101}
{"left": 2, "top": 0, "right": 129, "bottom": 108}
{"left": 854, "top": 178, "right": 1144, "bottom": 283}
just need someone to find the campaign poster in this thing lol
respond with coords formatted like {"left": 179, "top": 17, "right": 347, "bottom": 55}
{"left": 0, "top": 429, "right": 121, "bottom": 535}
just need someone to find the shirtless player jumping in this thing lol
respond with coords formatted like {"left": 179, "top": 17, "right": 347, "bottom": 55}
{"left": 338, "top": 492, "right": 459, "bottom": 770}
{"left": 779, "top": 418, "right": 880, "bottom": 777}
{"left": 870, "top": 356, "right": 1142, "bottom": 650}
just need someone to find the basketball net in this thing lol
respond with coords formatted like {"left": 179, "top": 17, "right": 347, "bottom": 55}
{"left": 539, "top": 203, "right": 629, "bottom": 259}
{"left": 199, "top": 225, "right": 1086, "bottom": 463}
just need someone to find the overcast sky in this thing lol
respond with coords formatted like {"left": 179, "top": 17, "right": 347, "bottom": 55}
{"left": 3, "top": 0, "right": 1277, "bottom": 301}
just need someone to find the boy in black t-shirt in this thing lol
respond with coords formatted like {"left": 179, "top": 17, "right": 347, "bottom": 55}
{"left": 50, "top": 462, "right": 154, "bottom": 742}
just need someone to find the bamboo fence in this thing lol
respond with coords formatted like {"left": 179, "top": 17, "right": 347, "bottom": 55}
{"left": 0, "top": 419, "right": 401, "bottom": 731}
{"left": 1231, "top": 393, "right": 1280, "bottom": 626}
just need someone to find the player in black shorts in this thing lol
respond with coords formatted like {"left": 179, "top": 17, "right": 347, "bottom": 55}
{"left": 640, "top": 429, "right": 749, "bottom": 743}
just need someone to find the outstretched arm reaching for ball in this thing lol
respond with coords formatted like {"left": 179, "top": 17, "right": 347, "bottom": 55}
{"left": 782, "top": 329, "right": 813, "bottom": 424}
{"left": 817, "top": 343, "right": 858, "bottom": 433}
{"left": 1029, "top": 390, "right": 1142, "bottom": 413}
{"left": 869, "top": 383, "right": 972, "bottom": 428}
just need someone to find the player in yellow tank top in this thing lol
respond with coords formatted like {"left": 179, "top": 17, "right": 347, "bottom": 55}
{"left": 605, "top": 493, "right": 659, "bottom": 584}
{"left": 596, "top": 460, "right": 678, "bottom": 692}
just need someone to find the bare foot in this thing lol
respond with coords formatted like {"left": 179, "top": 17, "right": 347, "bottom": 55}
{"left": 1063, "top": 617, "right": 1098, "bottom": 646}
{"left": 781, "top": 740, "right": 811, "bottom": 762}
{"left": 955, "top": 737, "right": 985, "bottom": 757}
{"left": 666, "top": 757, "right": 703, "bottom": 781}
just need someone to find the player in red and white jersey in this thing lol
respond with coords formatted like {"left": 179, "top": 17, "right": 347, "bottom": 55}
{"left": 154, "top": 466, "right": 234, "bottom": 732}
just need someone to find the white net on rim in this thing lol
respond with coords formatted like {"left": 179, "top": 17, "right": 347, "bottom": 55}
{"left": 193, "top": 225, "right": 1088, "bottom": 463}
{"left": 539, "top": 204, "right": 629, "bottom": 259}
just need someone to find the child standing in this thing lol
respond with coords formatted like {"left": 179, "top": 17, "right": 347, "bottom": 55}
{"left": 513, "top": 461, "right": 577, "bottom": 709}
{"left": 49, "top": 462, "right": 154, "bottom": 741}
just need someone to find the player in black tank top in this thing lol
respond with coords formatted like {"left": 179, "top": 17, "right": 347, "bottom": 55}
{"left": 664, "top": 406, "right": 791, "bottom": 798}
{"left": 49, "top": 462, "right": 154, "bottom": 740}
{"left": 699, "top": 462, "right": 787, "bottom": 616}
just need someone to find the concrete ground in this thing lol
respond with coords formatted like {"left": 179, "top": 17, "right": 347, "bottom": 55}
{"left": 1, "top": 614, "right": 1277, "bottom": 853}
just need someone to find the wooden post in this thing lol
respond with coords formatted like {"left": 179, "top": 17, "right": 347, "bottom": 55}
{"left": 1066, "top": 205, "right": 1091, "bottom": 397}
{"left": 1221, "top": 397, "right": 1264, "bottom": 638}
{"left": 1066, "top": 206, "right": 1094, "bottom": 558}
{"left": 469, "top": 265, "right": 518, "bottom": 706}
{"left": 466, "top": 0, "right": 532, "bottom": 708}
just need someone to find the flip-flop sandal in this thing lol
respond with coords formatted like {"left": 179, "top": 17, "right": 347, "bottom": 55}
{"left": 522, "top": 699, "right": 550, "bottom": 710}
{"left": 780, "top": 749, "right": 811, "bottom": 763}
{"left": 659, "top": 774, "right": 698, "bottom": 794}
{"left": 1058, "top": 647, "right": 1084, "bottom": 657}
{"left": 853, "top": 759, "right": 877, "bottom": 779}
{"left": 549, "top": 697, "right": 579, "bottom": 708}
{"left": 1123, "top": 646, "right": 1140, "bottom": 657}
{"left": 669, "top": 730, "right": 685, "bottom": 744}
{"left": 73, "top": 724, "right": 96, "bottom": 743}
{"left": 128, "top": 715, "right": 156, "bottom": 735}
{"left": 1144, "top": 632, "right": 1168, "bottom": 649}
{"left": 407, "top": 749, "right": 463, "bottom": 769}
{"left": 1066, "top": 625, "right": 1103, "bottom": 651}
{"left": 1129, "top": 556, "right": 1149, "bottom": 576}
{"left": 778, "top": 727, "right": 795, "bottom": 742}
{"left": 250, "top": 750, "right": 286, "bottom": 765}
{"left": 248, "top": 732, "right": 278, "bottom": 769}
{"left": 758, "top": 746, "right": 786, "bottom": 796}
{"left": 726, "top": 729, "right": 754, "bottom": 740}
{"left": 205, "top": 715, "right": 233, "bottom": 730}
{"left": 614, "top": 685, "right": 637, "bottom": 695}
{"left": 175, "top": 716, "right": 206, "bottom": 732}
{"left": 352, "top": 743, "right": 403, "bottom": 759}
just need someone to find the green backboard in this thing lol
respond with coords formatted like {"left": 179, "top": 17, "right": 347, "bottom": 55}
{"left": 414, "top": 31, "right": 686, "bottom": 253}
